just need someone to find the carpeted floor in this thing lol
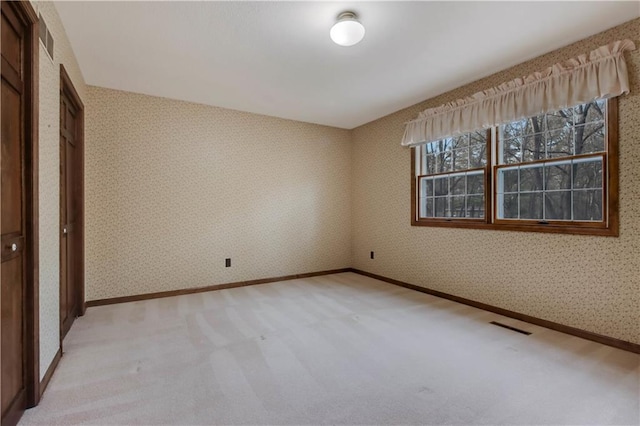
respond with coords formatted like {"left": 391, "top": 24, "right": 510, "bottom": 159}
{"left": 20, "top": 272, "right": 639, "bottom": 425}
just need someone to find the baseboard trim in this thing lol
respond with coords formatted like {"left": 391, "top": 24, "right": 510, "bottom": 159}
{"left": 39, "top": 347, "right": 62, "bottom": 398}
{"left": 86, "top": 268, "right": 351, "bottom": 307}
{"left": 350, "top": 268, "right": 640, "bottom": 354}
{"left": 84, "top": 267, "right": 638, "bottom": 354}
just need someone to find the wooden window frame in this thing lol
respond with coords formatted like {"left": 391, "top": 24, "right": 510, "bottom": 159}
{"left": 411, "top": 97, "right": 619, "bottom": 237}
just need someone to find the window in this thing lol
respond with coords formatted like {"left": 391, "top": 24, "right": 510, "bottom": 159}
{"left": 412, "top": 98, "right": 618, "bottom": 236}
{"left": 416, "top": 130, "right": 489, "bottom": 221}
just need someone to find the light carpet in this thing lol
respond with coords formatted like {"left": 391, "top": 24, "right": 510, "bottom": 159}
{"left": 20, "top": 272, "right": 639, "bottom": 425}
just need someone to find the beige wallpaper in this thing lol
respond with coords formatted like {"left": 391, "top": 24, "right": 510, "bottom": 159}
{"left": 29, "top": 8, "right": 638, "bottom": 389}
{"left": 352, "top": 18, "right": 640, "bottom": 345}
{"left": 31, "top": 1, "right": 87, "bottom": 379}
{"left": 85, "top": 87, "right": 352, "bottom": 301}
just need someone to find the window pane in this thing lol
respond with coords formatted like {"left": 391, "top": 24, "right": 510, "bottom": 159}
{"left": 501, "top": 119, "right": 527, "bottom": 140}
{"left": 420, "top": 177, "right": 433, "bottom": 197}
{"left": 520, "top": 192, "right": 543, "bottom": 219}
{"left": 453, "top": 148, "right": 469, "bottom": 171}
{"left": 575, "top": 100, "right": 606, "bottom": 125}
{"left": 418, "top": 171, "right": 486, "bottom": 220}
{"left": 498, "top": 168, "right": 518, "bottom": 193}
{"left": 451, "top": 134, "right": 468, "bottom": 150}
{"left": 523, "top": 135, "right": 545, "bottom": 162}
{"left": 573, "top": 190, "right": 602, "bottom": 221}
{"left": 546, "top": 129, "right": 573, "bottom": 158}
{"left": 426, "top": 198, "right": 434, "bottom": 217}
{"left": 450, "top": 175, "right": 465, "bottom": 195}
{"left": 434, "top": 197, "right": 447, "bottom": 217}
{"left": 545, "top": 191, "right": 572, "bottom": 220}
{"left": 575, "top": 122, "right": 605, "bottom": 155}
{"left": 425, "top": 142, "right": 439, "bottom": 155}
{"left": 467, "top": 173, "right": 484, "bottom": 195}
{"left": 546, "top": 108, "right": 574, "bottom": 131}
{"left": 424, "top": 154, "right": 436, "bottom": 175}
{"left": 434, "top": 176, "right": 448, "bottom": 196}
{"left": 502, "top": 137, "right": 522, "bottom": 164}
{"left": 469, "top": 143, "right": 487, "bottom": 167}
{"left": 573, "top": 158, "right": 603, "bottom": 189}
{"left": 519, "top": 166, "right": 544, "bottom": 192}
{"left": 451, "top": 196, "right": 465, "bottom": 218}
{"left": 523, "top": 114, "right": 546, "bottom": 136}
{"left": 544, "top": 163, "right": 571, "bottom": 191}
{"left": 583, "top": 99, "right": 606, "bottom": 124}
{"left": 501, "top": 194, "right": 519, "bottom": 218}
{"left": 469, "top": 130, "right": 487, "bottom": 147}
{"left": 420, "top": 197, "right": 433, "bottom": 218}
{"left": 437, "top": 152, "right": 453, "bottom": 173}
{"left": 436, "top": 138, "right": 453, "bottom": 153}
{"left": 466, "top": 195, "right": 484, "bottom": 218}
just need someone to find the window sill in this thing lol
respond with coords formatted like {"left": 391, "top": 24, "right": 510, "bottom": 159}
{"left": 411, "top": 219, "right": 618, "bottom": 237}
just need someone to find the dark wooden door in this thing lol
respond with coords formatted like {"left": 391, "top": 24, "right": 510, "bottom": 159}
{"left": 59, "top": 92, "right": 80, "bottom": 339}
{"left": 1, "top": 2, "right": 28, "bottom": 424}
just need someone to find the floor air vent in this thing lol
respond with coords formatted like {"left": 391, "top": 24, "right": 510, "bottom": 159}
{"left": 490, "top": 321, "right": 532, "bottom": 335}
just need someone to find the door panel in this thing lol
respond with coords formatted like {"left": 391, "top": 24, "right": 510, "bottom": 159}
{"left": 59, "top": 137, "right": 68, "bottom": 333}
{"left": 0, "top": 10, "right": 21, "bottom": 70}
{"left": 67, "top": 139, "right": 78, "bottom": 320}
{"left": 60, "top": 89, "right": 80, "bottom": 339}
{"left": 1, "top": 256, "right": 24, "bottom": 412}
{"left": 1, "top": 2, "right": 27, "bottom": 423}
{"left": 1, "top": 84, "right": 22, "bottom": 233}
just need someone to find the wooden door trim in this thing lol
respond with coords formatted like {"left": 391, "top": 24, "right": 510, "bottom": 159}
{"left": 59, "top": 64, "right": 85, "bottom": 323}
{"left": 1, "top": 0, "right": 40, "bottom": 414}
{"left": 22, "top": 0, "right": 39, "bottom": 409}
{"left": 60, "top": 65, "right": 84, "bottom": 110}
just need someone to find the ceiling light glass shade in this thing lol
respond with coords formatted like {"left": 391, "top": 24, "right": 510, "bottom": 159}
{"left": 330, "top": 12, "right": 365, "bottom": 47}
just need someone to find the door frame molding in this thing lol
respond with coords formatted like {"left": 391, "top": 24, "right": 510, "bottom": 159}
{"left": 1, "top": 0, "right": 40, "bottom": 414}
{"left": 59, "top": 64, "right": 85, "bottom": 326}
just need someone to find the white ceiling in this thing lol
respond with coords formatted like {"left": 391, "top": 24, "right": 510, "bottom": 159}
{"left": 56, "top": 1, "right": 639, "bottom": 129}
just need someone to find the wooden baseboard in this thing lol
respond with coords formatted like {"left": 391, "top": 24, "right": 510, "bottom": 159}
{"left": 350, "top": 268, "right": 640, "bottom": 354}
{"left": 39, "top": 347, "right": 62, "bottom": 398}
{"left": 86, "top": 268, "right": 351, "bottom": 307}
{"left": 84, "top": 266, "right": 638, "bottom": 354}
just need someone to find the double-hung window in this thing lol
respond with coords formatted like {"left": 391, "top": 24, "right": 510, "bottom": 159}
{"left": 496, "top": 99, "right": 610, "bottom": 225}
{"left": 416, "top": 130, "right": 489, "bottom": 221}
{"left": 412, "top": 98, "right": 618, "bottom": 236}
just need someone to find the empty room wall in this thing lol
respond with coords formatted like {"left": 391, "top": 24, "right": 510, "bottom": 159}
{"left": 31, "top": 1, "right": 87, "bottom": 379}
{"left": 85, "top": 86, "right": 352, "bottom": 301}
{"left": 351, "top": 19, "right": 640, "bottom": 345}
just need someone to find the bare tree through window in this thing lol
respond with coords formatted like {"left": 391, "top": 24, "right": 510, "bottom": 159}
{"left": 497, "top": 99, "right": 605, "bottom": 221}
{"left": 418, "top": 131, "right": 488, "bottom": 219}
{"left": 413, "top": 97, "right": 615, "bottom": 235}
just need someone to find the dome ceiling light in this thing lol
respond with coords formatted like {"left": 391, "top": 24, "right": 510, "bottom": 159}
{"left": 330, "top": 12, "right": 365, "bottom": 47}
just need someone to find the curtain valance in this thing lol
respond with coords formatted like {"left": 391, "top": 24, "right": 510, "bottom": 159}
{"left": 401, "top": 39, "right": 636, "bottom": 147}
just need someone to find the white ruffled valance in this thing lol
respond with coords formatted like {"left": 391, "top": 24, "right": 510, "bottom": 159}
{"left": 401, "top": 39, "right": 636, "bottom": 147}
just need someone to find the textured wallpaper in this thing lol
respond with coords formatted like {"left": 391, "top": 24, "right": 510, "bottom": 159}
{"left": 32, "top": 1, "right": 87, "bottom": 379}
{"left": 352, "top": 18, "right": 640, "bottom": 345}
{"left": 85, "top": 87, "right": 352, "bottom": 301}
{"left": 31, "top": 10, "right": 638, "bottom": 390}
